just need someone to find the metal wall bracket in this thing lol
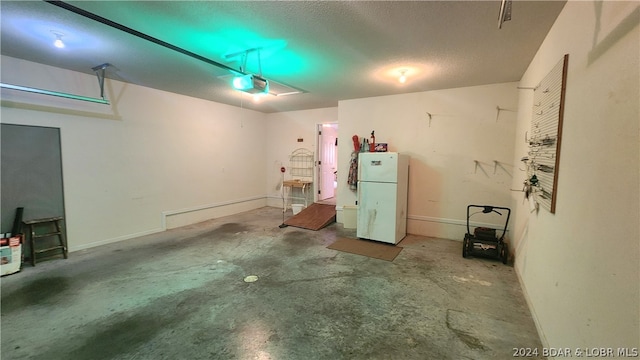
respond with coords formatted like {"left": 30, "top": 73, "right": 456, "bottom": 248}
{"left": 92, "top": 63, "right": 111, "bottom": 100}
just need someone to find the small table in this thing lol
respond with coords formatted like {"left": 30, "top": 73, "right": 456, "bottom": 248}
{"left": 282, "top": 179, "right": 313, "bottom": 211}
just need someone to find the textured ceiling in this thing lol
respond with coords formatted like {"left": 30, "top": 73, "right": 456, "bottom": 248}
{"left": 0, "top": 1, "right": 566, "bottom": 113}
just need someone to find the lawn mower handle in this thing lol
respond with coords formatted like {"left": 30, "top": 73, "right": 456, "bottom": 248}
{"left": 466, "top": 205, "right": 511, "bottom": 240}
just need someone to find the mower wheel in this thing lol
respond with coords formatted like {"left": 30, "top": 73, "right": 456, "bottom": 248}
{"left": 462, "top": 235, "right": 469, "bottom": 258}
{"left": 501, "top": 242, "right": 509, "bottom": 264}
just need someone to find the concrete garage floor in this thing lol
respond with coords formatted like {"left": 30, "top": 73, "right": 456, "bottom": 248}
{"left": 1, "top": 206, "right": 544, "bottom": 360}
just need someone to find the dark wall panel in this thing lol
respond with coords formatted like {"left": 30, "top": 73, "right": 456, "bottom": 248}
{"left": 1, "top": 124, "right": 65, "bottom": 235}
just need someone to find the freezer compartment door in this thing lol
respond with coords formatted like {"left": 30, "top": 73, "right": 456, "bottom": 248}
{"left": 358, "top": 152, "right": 399, "bottom": 183}
{"left": 357, "top": 182, "right": 399, "bottom": 244}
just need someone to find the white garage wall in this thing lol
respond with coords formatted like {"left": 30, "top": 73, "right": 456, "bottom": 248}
{"left": 510, "top": 1, "right": 639, "bottom": 350}
{"left": 337, "top": 83, "right": 518, "bottom": 239}
{"left": 264, "top": 108, "right": 338, "bottom": 208}
{"left": 1, "top": 56, "right": 268, "bottom": 251}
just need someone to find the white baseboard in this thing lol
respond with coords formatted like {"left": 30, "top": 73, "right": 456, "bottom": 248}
{"left": 162, "top": 195, "right": 267, "bottom": 229}
{"left": 407, "top": 214, "right": 506, "bottom": 230}
{"left": 515, "top": 265, "right": 549, "bottom": 349}
{"left": 335, "top": 208, "right": 510, "bottom": 240}
{"left": 69, "top": 227, "right": 164, "bottom": 252}
{"left": 335, "top": 206, "right": 505, "bottom": 230}
{"left": 70, "top": 195, "right": 268, "bottom": 252}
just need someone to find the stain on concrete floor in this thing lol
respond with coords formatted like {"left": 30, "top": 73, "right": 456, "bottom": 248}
{"left": 1, "top": 207, "right": 545, "bottom": 360}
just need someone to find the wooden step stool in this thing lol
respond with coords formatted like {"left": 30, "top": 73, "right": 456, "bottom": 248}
{"left": 23, "top": 217, "right": 68, "bottom": 266}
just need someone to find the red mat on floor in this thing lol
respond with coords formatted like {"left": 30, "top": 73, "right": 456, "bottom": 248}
{"left": 327, "top": 237, "right": 403, "bottom": 261}
{"left": 284, "top": 203, "right": 336, "bottom": 230}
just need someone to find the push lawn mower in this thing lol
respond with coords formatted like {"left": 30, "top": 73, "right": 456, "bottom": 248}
{"left": 462, "top": 205, "right": 510, "bottom": 264}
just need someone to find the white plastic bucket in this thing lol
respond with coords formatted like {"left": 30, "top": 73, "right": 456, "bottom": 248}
{"left": 291, "top": 204, "right": 305, "bottom": 215}
{"left": 343, "top": 205, "right": 357, "bottom": 229}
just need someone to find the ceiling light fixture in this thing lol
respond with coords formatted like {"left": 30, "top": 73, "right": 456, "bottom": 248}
{"left": 52, "top": 32, "right": 65, "bottom": 48}
{"left": 399, "top": 69, "right": 408, "bottom": 83}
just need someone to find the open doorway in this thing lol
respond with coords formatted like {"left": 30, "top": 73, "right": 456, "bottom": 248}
{"left": 317, "top": 123, "right": 338, "bottom": 205}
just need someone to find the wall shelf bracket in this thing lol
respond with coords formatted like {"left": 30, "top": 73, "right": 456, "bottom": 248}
{"left": 91, "top": 63, "right": 111, "bottom": 100}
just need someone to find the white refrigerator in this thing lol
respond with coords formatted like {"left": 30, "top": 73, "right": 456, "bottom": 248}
{"left": 356, "top": 152, "right": 409, "bottom": 244}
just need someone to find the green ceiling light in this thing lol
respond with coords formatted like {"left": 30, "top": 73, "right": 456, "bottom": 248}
{"left": 43, "top": 1, "right": 310, "bottom": 96}
{"left": 230, "top": 47, "right": 271, "bottom": 95}
{"left": 232, "top": 74, "right": 250, "bottom": 90}
{"left": 220, "top": 39, "right": 307, "bottom": 96}
{"left": 232, "top": 73, "right": 269, "bottom": 94}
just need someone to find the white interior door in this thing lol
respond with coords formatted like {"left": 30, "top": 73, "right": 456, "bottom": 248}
{"left": 318, "top": 124, "right": 338, "bottom": 201}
